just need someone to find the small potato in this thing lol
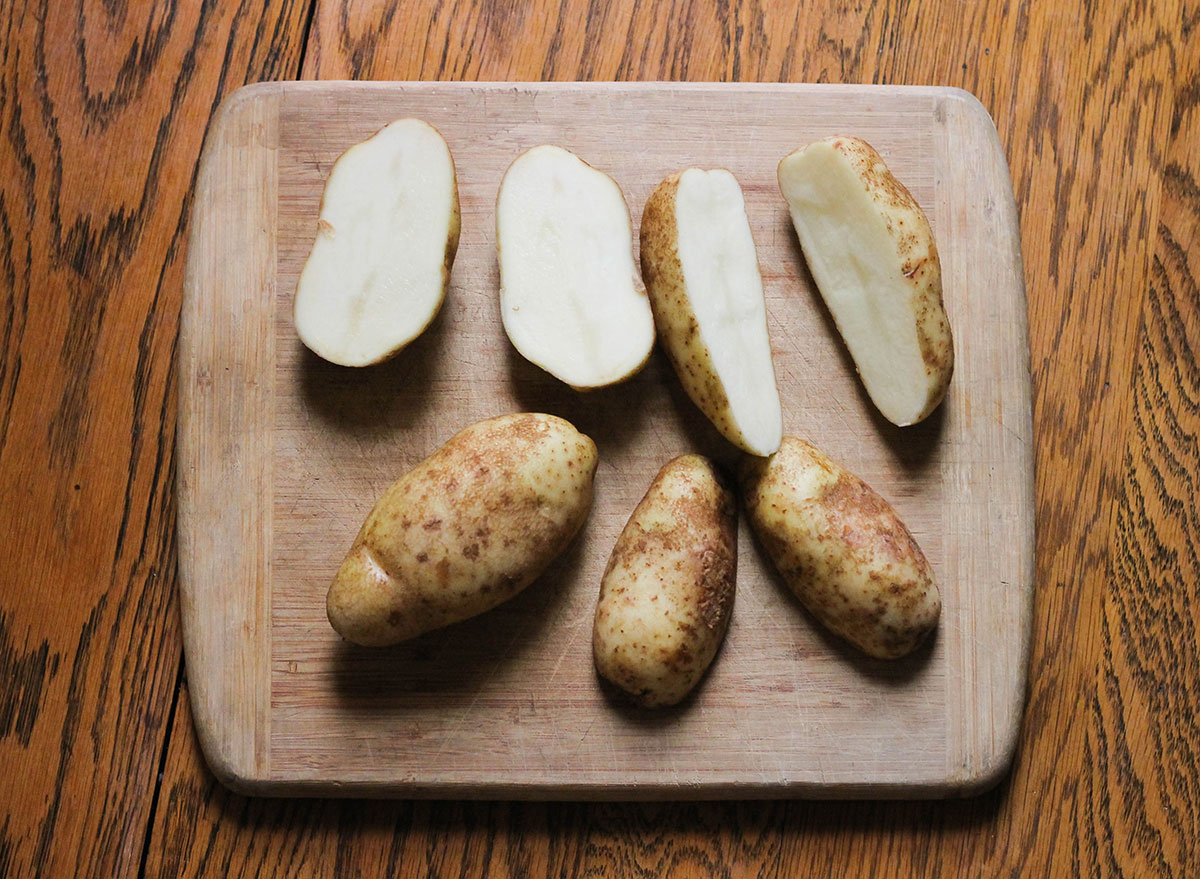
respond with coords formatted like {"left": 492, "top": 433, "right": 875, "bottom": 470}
{"left": 593, "top": 455, "right": 737, "bottom": 707}
{"left": 741, "top": 437, "right": 940, "bottom": 659}
{"left": 778, "top": 136, "right": 953, "bottom": 426}
{"left": 327, "top": 413, "right": 598, "bottom": 646}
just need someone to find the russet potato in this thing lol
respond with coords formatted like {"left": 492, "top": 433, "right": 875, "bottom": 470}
{"left": 741, "top": 436, "right": 940, "bottom": 659}
{"left": 294, "top": 118, "right": 460, "bottom": 367}
{"left": 593, "top": 455, "right": 737, "bottom": 707}
{"left": 640, "top": 168, "right": 783, "bottom": 456}
{"left": 778, "top": 136, "right": 953, "bottom": 426}
{"left": 327, "top": 413, "right": 598, "bottom": 646}
{"left": 496, "top": 144, "right": 654, "bottom": 390}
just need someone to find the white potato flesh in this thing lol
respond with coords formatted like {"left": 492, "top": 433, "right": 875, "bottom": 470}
{"left": 497, "top": 145, "right": 654, "bottom": 389}
{"left": 294, "top": 118, "right": 459, "bottom": 367}
{"left": 778, "top": 137, "right": 953, "bottom": 426}
{"left": 673, "top": 169, "right": 782, "bottom": 455}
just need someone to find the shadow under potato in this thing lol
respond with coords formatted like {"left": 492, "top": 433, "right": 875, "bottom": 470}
{"left": 297, "top": 302, "right": 450, "bottom": 435}
{"left": 329, "top": 520, "right": 591, "bottom": 711}
{"left": 503, "top": 335, "right": 658, "bottom": 458}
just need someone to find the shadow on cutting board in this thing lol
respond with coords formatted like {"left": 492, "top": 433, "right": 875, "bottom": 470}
{"left": 503, "top": 338, "right": 656, "bottom": 458}
{"left": 328, "top": 524, "right": 590, "bottom": 710}
{"left": 296, "top": 301, "right": 451, "bottom": 435}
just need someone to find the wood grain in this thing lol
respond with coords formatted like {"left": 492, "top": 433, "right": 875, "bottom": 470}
{"left": 175, "top": 81, "right": 1031, "bottom": 797}
{"left": 149, "top": 0, "right": 1196, "bottom": 876}
{"left": 2, "top": 0, "right": 1194, "bottom": 874}
{"left": 0, "top": 0, "right": 311, "bottom": 876}
{"left": 1091, "top": 7, "right": 1200, "bottom": 871}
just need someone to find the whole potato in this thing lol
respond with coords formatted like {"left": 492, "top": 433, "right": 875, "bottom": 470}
{"left": 593, "top": 455, "right": 737, "bottom": 707}
{"left": 327, "top": 413, "right": 598, "bottom": 646}
{"left": 741, "top": 437, "right": 940, "bottom": 659}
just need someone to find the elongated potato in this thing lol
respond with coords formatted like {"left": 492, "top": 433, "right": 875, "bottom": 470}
{"left": 295, "top": 118, "right": 460, "bottom": 367}
{"left": 778, "top": 136, "right": 953, "bottom": 426}
{"left": 641, "top": 169, "right": 783, "bottom": 456}
{"left": 327, "top": 413, "right": 597, "bottom": 646}
{"left": 741, "top": 437, "right": 939, "bottom": 658}
{"left": 593, "top": 455, "right": 737, "bottom": 707}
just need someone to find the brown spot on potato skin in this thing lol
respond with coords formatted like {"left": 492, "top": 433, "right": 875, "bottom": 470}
{"left": 327, "top": 413, "right": 598, "bottom": 646}
{"left": 741, "top": 436, "right": 940, "bottom": 659}
{"left": 829, "top": 136, "right": 953, "bottom": 419}
{"left": 593, "top": 455, "right": 737, "bottom": 707}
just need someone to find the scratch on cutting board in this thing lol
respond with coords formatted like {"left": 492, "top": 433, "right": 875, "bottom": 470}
{"left": 545, "top": 633, "right": 574, "bottom": 686}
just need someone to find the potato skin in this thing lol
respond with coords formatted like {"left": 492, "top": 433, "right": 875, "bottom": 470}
{"left": 593, "top": 455, "right": 737, "bottom": 707}
{"left": 781, "top": 136, "right": 953, "bottom": 424}
{"left": 641, "top": 173, "right": 760, "bottom": 452}
{"left": 327, "top": 413, "right": 597, "bottom": 646}
{"left": 741, "top": 436, "right": 940, "bottom": 659}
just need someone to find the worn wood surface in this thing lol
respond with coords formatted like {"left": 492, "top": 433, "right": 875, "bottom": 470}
{"left": 2, "top": 0, "right": 1197, "bottom": 875}
{"left": 177, "top": 81, "right": 1032, "bottom": 797}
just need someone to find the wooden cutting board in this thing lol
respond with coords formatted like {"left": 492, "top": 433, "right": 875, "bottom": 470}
{"left": 177, "top": 81, "right": 1033, "bottom": 799}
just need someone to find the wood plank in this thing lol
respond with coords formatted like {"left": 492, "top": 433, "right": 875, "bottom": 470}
{"left": 1089, "top": 3, "right": 1200, "bottom": 870}
{"left": 146, "top": 0, "right": 1195, "bottom": 874}
{"left": 0, "top": 1, "right": 311, "bottom": 876}
{"left": 176, "top": 81, "right": 1031, "bottom": 797}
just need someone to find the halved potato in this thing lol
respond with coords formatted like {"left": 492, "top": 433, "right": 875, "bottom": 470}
{"left": 496, "top": 145, "right": 655, "bottom": 389}
{"left": 593, "top": 455, "right": 737, "bottom": 707}
{"left": 295, "top": 118, "right": 460, "bottom": 367}
{"left": 741, "top": 436, "right": 940, "bottom": 659}
{"left": 640, "top": 169, "right": 783, "bottom": 456}
{"left": 778, "top": 136, "right": 953, "bottom": 426}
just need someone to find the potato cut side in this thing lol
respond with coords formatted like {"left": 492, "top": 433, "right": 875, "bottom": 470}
{"left": 778, "top": 136, "right": 953, "bottom": 426}
{"left": 294, "top": 118, "right": 460, "bottom": 367}
{"left": 641, "top": 169, "right": 783, "bottom": 456}
{"left": 496, "top": 145, "right": 654, "bottom": 389}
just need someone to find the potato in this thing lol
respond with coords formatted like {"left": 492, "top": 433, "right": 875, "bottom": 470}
{"left": 496, "top": 145, "right": 655, "bottom": 389}
{"left": 778, "top": 136, "right": 953, "bottom": 426}
{"left": 593, "top": 455, "right": 737, "bottom": 707}
{"left": 294, "top": 118, "right": 460, "bottom": 367}
{"left": 741, "top": 436, "right": 940, "bottom": 658}
{"left": 327, "top": 413, "right": 597, "bottom": 646}
{"left": 640, "top": 169, "right": 783, "bottom": 456}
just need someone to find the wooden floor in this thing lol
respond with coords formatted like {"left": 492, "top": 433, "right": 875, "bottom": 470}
{"left": 1, "top": 1, "right": 1197, "bottom": 875}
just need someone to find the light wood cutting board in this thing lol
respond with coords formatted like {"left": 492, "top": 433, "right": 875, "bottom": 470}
{"left": 177, "top": 81, "right": 1033, "bottom": 799}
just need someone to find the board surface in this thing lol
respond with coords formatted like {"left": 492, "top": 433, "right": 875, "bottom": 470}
{"left": 177, "top": 81, "right": 1033, "bottom": 798}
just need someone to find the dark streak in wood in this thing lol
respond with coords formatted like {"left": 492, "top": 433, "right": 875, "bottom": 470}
{"left": 0, "top": 613, "right": 60, "bottom": 747}
{"left": 0, "top": 0, "right": 313, "bottom": 876}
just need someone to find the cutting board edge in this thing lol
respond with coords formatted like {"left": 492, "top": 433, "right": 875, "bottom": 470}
{"left": 178, "top": 82, "right": 283, "bottom": 788}
{"left": 205, "top": 764, "right": 1012, "bottom": 801}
